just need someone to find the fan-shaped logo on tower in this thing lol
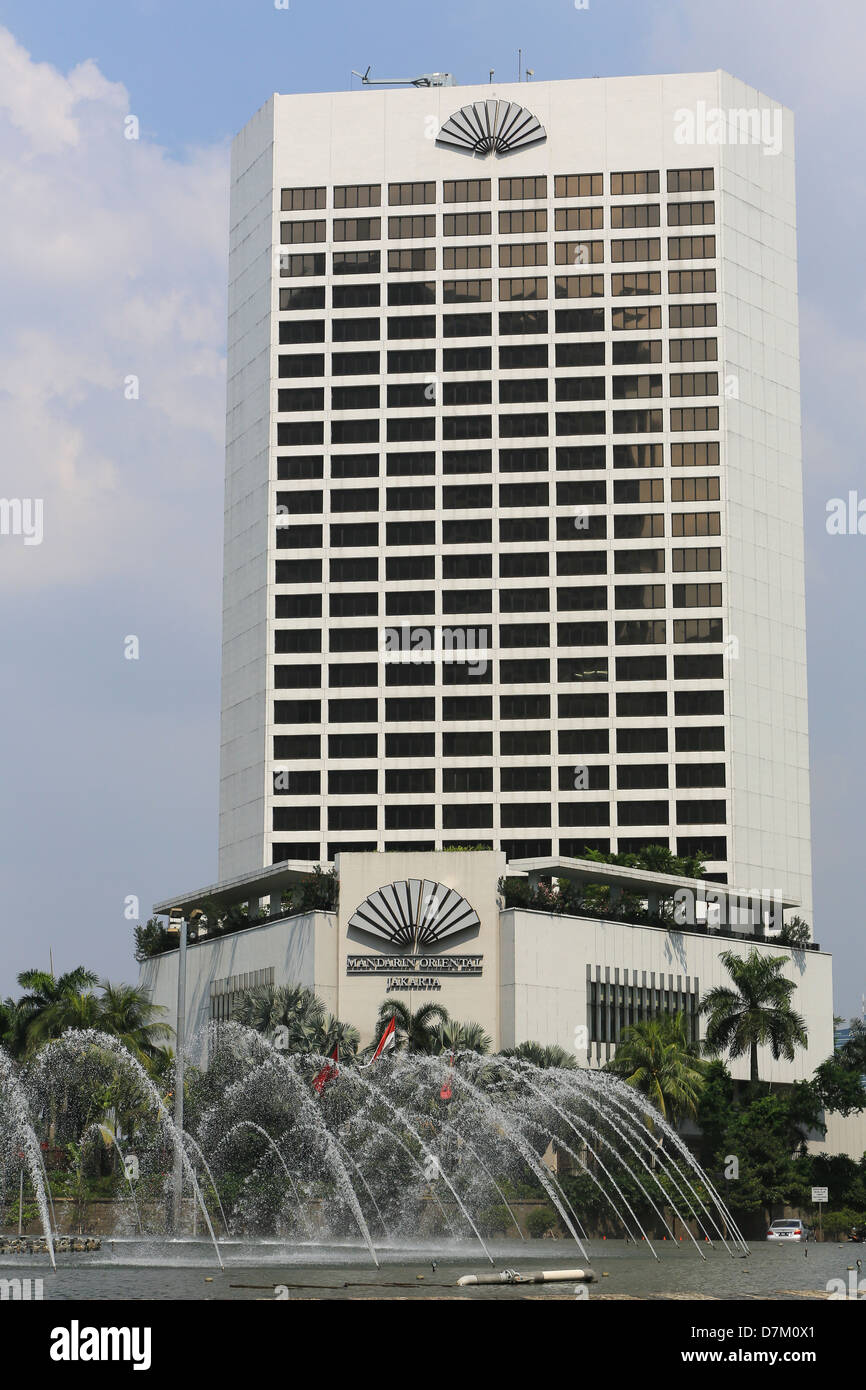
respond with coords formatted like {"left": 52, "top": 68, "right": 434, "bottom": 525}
{"left": 436, "top": 100, "right": 546, "bottom": 155}
{"left": 349, "top": 879, "right": 479, "bottom": 950}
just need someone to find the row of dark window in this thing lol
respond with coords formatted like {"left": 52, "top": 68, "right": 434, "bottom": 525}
{"left": 277, "top": 377, "right": 720, "bottom": 405}
{"left": 274, "top": 725, "right": 725, "bottom": 758}
{"left": 276, "top": 510, "right": 723, "bottom": 549}
{"left": 281, "top": 234, "right": 716, "bottom": 263}
{"left": 279, "top": 339, "right": 718, "bottom": 368}
{"left": 273, "top": 764, "right": 725, "bottom": 794}
{"left": 272, "top": 799, "right": 727, "bottom": 831}
{"left": 278, "top": 444, "right": 720, "bottom": 478}
{"left": 280, "top": 272, "right": 717, "bottom": 311}
{"left": 281, "top": 172, "right": 714, "bottom": 211}
{"left": 276, "top": 656, "right": 723, "bottom": 687}
{"left": 276, "top": 411, "right": 720, "bottom": 446}
{"left": 279, "top": 304, "right": 717, "bottom": 340}
{"left": 275, "top": 638, "right": 723, "bottom": 672}
{"left": 285, "top": 205, "right": 715, "bottom": 238}
{"left": 273, "top": 690, "right": 725, "bottom": 722}
{"left": 278, "top": 581, "right": 720, "bottom": 617}
{"left": 278, "top": 576, "right": 724, "bottom": 630}
{"left": 282, "top": 482, "right": 716, "bottom": 508}
{"left": 272, "top": 835, "right": 728, "bottom": 863}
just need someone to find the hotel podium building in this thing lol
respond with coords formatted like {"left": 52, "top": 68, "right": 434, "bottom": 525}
{"left": 144, "top": 71, "right": 836, "bottom": 1097}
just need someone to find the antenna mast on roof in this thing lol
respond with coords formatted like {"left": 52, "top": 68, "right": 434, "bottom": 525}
{"left": 352, "top": 66, "right": 456, "bottom": 87}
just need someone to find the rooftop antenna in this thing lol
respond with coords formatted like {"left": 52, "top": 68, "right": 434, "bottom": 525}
{"left": 518, "top": 48, "right": 522, "bottom": 82}
{"left": 489, "top": 69, "right": 495, "bottom": 84}
{"left": 351, "top": 66, "right": 456, "bottom": 87}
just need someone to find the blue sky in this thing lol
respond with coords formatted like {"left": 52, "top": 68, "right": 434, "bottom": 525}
{"left": 0, "top": 0, "right": 863, "bottom": 1021}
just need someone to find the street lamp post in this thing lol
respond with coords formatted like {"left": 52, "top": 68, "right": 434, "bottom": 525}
{"left": 171, "top": 917, "right": 187, "bottom": 1232}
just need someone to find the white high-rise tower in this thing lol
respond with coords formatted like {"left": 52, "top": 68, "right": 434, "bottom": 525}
{"left": 218, "top": 71, "right": 811, "bottom": 922}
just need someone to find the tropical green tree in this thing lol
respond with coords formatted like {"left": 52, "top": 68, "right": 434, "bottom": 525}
{"left": 500, "top": 1040, "right": 577, "bottom": 1070}
{"left": 318, "top": 1013, "right": 361, "bottom": 1060}
{"left": 98, "top": 981, "right": 173, "bottom": 1064}
{"left": 838, "top": 1018, "right": 866, "bottom": 1074}
{"left": 233, "top": 981, "right": 359, "bottom": 1058}
{"left": 0, "top": 997, "right": 26, "bottom": 1058}
{"left": 15, "top": 966, "right": 99, "bottom": 1052}
{"left": 433, "top": 1018, "right": 492, "bottom": 1055}
{"left": 234, "top": 982, "right": 326, "bottom": 1049}
{"left": 373, "top": 998, "right": 449, "bottom": 1054}
{"left": 777, "top": 915, "right": 811, "bottom": 948}
{"left": 700, "top": 948, "right": 808, "bottom": 1085}
{"left": 604, "top": 1012, "right": 708, "bottom": 1124}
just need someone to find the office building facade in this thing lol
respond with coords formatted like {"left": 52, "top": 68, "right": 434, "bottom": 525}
{"left": 219, "top": 70, "right": 812, "bottom": 920}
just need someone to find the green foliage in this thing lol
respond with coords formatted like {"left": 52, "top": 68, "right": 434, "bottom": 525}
{"left": 478, "top": 1204, "right": 512, "bottom": 1236}
{"left": 604, "top": 1012, "right": 708, "bottom": 1124}
{"left": 133, "top": 919, "right": 174, "bottom": 961}
{"left": 433, "top": 1018, "right": 492, "bottom": 1055}
{"left": 820, "top": 1208, "right": 866, "bottom": 1238}
{"left": 233, "top": 981, "right": 359, "bottom": 1057}
{"left": 697, "top": 1081, "right": 825, "bottom": 1216}
{"left": 813, "top": 1055, "right": 866, "bottom": 1117}
{"left": 694, "top": 1060, "right": 735, "bottom": 1165}
{"left": 500, "top": 1041, "right": 577, "bottom": 1070}
{"left": 498, "top": 845, "right": 705, "bottom": 923}
{"left": 837, "top": 1019, "right": 866, "bottom": 1075}
{"left": 526, "top": 1205, "right": 558, "bottom": 1238}
{"left": 280, "top": 865, "right": 338, "bottom": 915}
{"left": 700, "top": 948, "right": 808, "bottom": 1084}
{"left": 372, "top": 998, "right": 449, "bottom": 1055}
{"left": 777, "top": 915, "right": 811, "bottom": 948}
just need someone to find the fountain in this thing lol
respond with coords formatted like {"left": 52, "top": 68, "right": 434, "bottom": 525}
{"left": 0, "top": 1023, "right": 749, "bottom": 1282}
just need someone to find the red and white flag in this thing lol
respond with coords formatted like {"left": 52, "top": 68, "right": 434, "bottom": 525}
{"left": 312, "top": 1044, "right": 339, "bottom": 1095}
{"left": 361, "top": 1016, "right": 397, "bottom": 1067}
{"left": 440, "top": 1052, "right": 454, "bottom": 1101}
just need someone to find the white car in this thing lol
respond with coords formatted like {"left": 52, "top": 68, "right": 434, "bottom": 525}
{"left": 766, "top": 1219, "right": 811, "bottom": 1242}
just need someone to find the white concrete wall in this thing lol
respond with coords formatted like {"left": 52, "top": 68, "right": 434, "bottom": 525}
{"left": 139, "top": 910, "right": 337, "bottom": 1064}
{"left": 717, "top": 72, "right": 812, "bottom": 919}
{"left": 336, "top": 849, "right": 505, "bottom": 1048}
{"left": 502, "top": 905, "right": 832, "bottom": 1083}
{"left": 808, "top": 1111, "right": 866, "bottom": 1160}
{"left": 140, "top": 859, "right": 832, "bottom": 1086}
{"left": 219, "top": 98, "right": 278, "bottom": 879}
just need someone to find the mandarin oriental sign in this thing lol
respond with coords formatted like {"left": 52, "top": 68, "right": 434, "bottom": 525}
{"left": 346, "top": 954, "right": 483, "bottom": 976}
{"left": 346, "top": 879, "right": 483, "bottom": 990}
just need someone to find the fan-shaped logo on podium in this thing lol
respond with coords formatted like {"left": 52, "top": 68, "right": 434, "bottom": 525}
{"left": 436, "top": 100, "right": 546, "bottom": 155}
{"left": 349, "top": 880, "right": 480, "bottom": 953}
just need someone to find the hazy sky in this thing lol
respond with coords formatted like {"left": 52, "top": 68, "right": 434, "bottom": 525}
{"left": 0, "top": 0, "right": 863, "bottom": 1020}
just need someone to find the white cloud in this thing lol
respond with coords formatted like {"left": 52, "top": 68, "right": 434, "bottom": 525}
{"left": 0, "top": 28, "right": 228, "bottom": 592}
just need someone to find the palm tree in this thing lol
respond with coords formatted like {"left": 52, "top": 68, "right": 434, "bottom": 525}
{"left": 234, "top": 982, "right": 326, "bottom": 1050}
{"left": 605, "top": 1012, "right": 708, "bottom": 1124}
{"left": 374, "top": 998, "right": 449, "bottom": 1054}
{"left": 97, "top": 981, "right": 173, "bottom": 1063}
{"left": 0, "top": 997, "right": 26, "bottom": 1059}
{"left": 433, "top": 1019, "right": 492, "bottom": 1056}
{"left": 699, "top": 948, "right": 808, "bottom": 1085}
{"left": 16, "top": 966, "right": 99, "bottom": 1052}
{"left": 500, "top": 1040, "right": 577, "bottom": 1070}
{"left": 318, "top": 1014, "right": 361, "bottom": 1060}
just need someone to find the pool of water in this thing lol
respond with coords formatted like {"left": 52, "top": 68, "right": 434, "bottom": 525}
{"left": 2, "top": 1238, "right": 862, "bottom": 1300}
